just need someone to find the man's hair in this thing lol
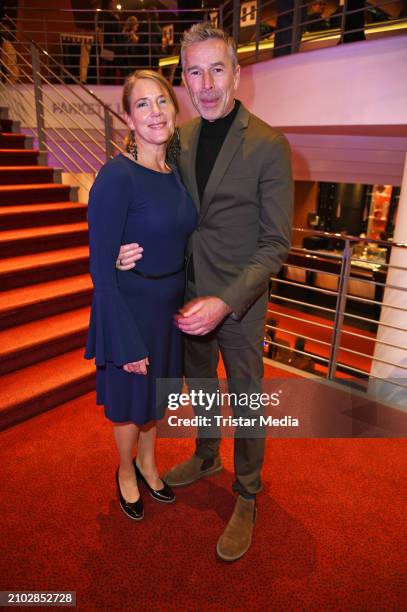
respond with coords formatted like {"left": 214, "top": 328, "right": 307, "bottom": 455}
{"left": 180, "top": 22, "right": 238, "bottom": 69}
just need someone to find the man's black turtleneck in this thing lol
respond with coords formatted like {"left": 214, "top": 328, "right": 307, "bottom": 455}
{"left": 195, "top": 100, "right": 241, "bottom": 202}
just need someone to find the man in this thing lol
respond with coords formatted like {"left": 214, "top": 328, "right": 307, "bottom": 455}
{"left": 118, "top": 23, "right": 293, "bottom": 561}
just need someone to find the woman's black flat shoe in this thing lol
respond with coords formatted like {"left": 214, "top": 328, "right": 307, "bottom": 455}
{"left": 133, "top": 461, "right": 175, "bottom": 503}
{"left": 116, "top": 468, "right": 144, "bottom": 520}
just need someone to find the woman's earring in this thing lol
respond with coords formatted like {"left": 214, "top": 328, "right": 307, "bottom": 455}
{"left": 166, "top": 126, "right": 181, "bottom": 164}
{"left": 126, "top": 132, "right": 137, "bottom": 160}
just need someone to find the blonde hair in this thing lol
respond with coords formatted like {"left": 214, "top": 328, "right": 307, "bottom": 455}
{"left": 180, "top": 22, "right": 238, "bottom": 69}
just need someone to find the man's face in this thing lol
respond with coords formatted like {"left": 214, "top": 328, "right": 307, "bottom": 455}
{"left": 182, "top": 39, "right": 240, "bottom": 121}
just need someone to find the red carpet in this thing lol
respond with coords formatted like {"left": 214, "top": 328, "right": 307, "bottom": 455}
{"left": 0, "top": 393, "right": 405, "bottom": 611}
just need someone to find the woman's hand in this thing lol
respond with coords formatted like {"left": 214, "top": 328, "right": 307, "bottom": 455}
{"left": 123, "top": 357, "right": 149, "bottom": 375}
{"left": 116, "top": 243, "right": 144, "bottom": 271}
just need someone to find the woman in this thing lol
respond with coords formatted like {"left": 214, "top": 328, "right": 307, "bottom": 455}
{"left": 85, "top": 70, "right": 197, "bottom": 520}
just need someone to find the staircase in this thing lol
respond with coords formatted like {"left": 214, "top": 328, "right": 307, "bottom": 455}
{"left": 0, "top": 107, "right": 95, "bottom": 431}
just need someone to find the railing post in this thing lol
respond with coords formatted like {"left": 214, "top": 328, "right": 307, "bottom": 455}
{"left": 291, "top": 0, "right": 302, "bottom": 54}
{"left": 254, "top": 0, "right": 261, "bottom": 63}
{"left": 340, "top": 0, "right": 348, "bottom": 44}
{"left": 218, "top": 5, "right": 224, "bottom": 30}
{"left": 233, "top": 0, "right": 240, "bottom": 43}
{"left": 327, "top": 239, "right": 352, "bottom": 380}
{"left": 31, "top": 43, "right": 46, "bottom": 153}
{"left": 104, "top": 108, "right": 113, "bottom": 161}
{"left": 94, "top": 11, "right": 100, "bottom": 85}
{"left": 148, "top": 17, "right": 152, "bottom": 70}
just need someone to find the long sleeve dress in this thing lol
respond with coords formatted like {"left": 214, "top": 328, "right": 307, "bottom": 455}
{"left": 85, "top": 153, "right": 197, "bottom": 425}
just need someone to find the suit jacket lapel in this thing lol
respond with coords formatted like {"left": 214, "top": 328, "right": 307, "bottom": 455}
{"left": 179, "top": 119, "right": 201, "bottom": 211}
{"left": 199, "top": 104, "right": 250, "bottom": 223}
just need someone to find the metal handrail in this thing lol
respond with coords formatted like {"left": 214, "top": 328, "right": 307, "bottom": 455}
{"left": 292, "top": 228, "right": 407, "bottom": 250}
{"left": 272, "top": 277, "right": 339, "bottom": 297}
{"left": 267, "top": 223, "right": 407, "bottom": 406}
{"left": 340, "top": 330, "right": 407, "bottom": 352}
{"left": 3, "top": 1, "right": 405, "bottom": 81}
{"left": 271, "top": 293, "right": 338, "bottom": 314}
{"left": 267, "top": 307, "right": 335, "bottom": 332}
{"left": 283, "top": 262, "right": 341, "bottom": 279}
{"left": 266, "top": 323, "right": 333, "bottom": 348}
{"left": 2, "top": 16, "right": 125, "bottom": 126}
{"left": 0, "top": 18, "right": 127, "bottom": 183}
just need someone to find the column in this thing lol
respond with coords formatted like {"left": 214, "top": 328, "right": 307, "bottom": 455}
{"left": 369, "top": 153, "right": 407, "bottom": 409}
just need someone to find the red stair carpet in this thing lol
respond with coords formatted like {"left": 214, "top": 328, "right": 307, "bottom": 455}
{"left": 0, "top": 108, "right": 95, "bottom": 431}
{"left": 0, "top": 393, "right": 405, "bottom": 611}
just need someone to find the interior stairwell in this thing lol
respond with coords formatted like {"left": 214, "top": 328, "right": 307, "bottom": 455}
{"left": 0, "top": 106, "right": 95, "bottom": 431}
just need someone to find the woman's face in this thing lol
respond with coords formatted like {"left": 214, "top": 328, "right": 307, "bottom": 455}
{"left": 125, "top": 78, "right": 176, "bottom": 150}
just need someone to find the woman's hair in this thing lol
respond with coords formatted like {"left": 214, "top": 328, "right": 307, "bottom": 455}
{"left": 123, "top": 16, "right": 138, "bottom": 33}
{"left": 122, "top": 70, "right": 180, "bottom": 162}
{"left": 180, "top": 22, "right": 238, "bottom": 69}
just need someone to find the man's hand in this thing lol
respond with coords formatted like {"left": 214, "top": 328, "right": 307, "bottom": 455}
{"left": 123, "top": 357, "right": 149, "bottom": 375}
{"left": 174, "top": 297, "right": 232, "bottom": 336}
{"left": 116, "top": 243, "right": 143, "bottom": 271}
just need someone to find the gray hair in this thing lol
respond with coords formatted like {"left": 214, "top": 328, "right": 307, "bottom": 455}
{"left": 180, "top": 22, "right": 238, "bottom": 69}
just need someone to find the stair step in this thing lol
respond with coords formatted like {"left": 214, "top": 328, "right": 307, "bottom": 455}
{"left": 0, "top": 245, "right": 89, "bottom": 290}
{"left": 0, "top": 118, "right": 19, "bottom": 132}
{"left": 0, "top": 201, "right": 87, "bottom": 230}
{"left": 0, "top": 166, "right": 57, "bottom": 185}
{"left": 0, "top": 274, "right": 93, "bottom": 329}
{"left": 0, "top": 307, "right": 90, "bottom": 375}
{"left": 0, "top": 183, "right": 72, "bottom": 205}
{"left": 0, "top": 149, "right": 40, "bottom": 166}
{"left": 0, "top": 348, "right": 95, "bottom": 431}
{"left": 0, "top": 133, "right": 28, "bottom": 149}
{"left": 0, "top": 222, "right": 88, "bottom": 256}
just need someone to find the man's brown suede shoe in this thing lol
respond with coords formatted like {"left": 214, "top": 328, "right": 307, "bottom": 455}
{"left": 163, "top": 455, "right": 223, "bottom": 487}
{"left": 216, "top": 496, "right": 256, "bottom": 561}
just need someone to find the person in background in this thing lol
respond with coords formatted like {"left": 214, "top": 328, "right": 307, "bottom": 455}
{"left": 303, "top": 0, "right": 329, "bottom": 33}
{"left": 121, "top": 16, "right": 140, "bottom": 75}
{"left": 98, "top": 0, "right": 121, "bottom": 84}
{"left": 133, "top": 9, "right": 163, "bottom": 71}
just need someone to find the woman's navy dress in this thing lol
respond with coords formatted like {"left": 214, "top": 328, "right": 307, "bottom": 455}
{"left": 85, "top": 154, "right": 197, "bottom": 425}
